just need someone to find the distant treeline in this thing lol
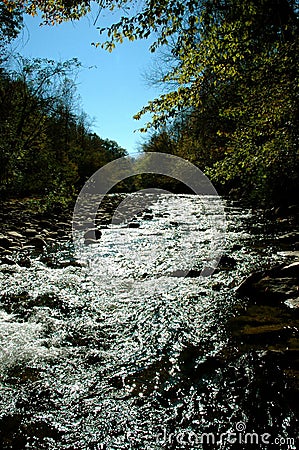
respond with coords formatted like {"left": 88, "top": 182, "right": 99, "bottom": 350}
{"left": 0, "top": 9, "right": 127, "bottom": 210}
{"left": 1, "top": 1, "right": 299, "bottom": 208}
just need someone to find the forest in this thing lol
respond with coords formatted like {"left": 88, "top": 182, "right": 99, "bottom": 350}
{"left": 1, "top": 0, "right": 298, "bottom": 207}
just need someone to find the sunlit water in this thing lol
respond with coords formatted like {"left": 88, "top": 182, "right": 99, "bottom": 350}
{"left": 0, "top": 195, "right": 297, "bottom": 449}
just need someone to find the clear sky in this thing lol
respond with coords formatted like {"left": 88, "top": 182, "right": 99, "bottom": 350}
{"left": 13, "top": 8, "right": 163, "bottom": 154}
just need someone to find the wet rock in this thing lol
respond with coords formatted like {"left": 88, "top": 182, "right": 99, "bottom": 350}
{"left": 27, "top": 237, "right": 47, "bottom": 250}
{"left": 127, "top": 222, "right": 140, "bottom": 228}
{"left": 7, "top": 230, "right": 23, "bottom": 239}
{"left": 232, "top": 243, "right": 242, "bottom": 251}
{"left": 22, "top": 228, "right": 38, "bottom": 237}
{"left": 274, "top": 205, "right": 289, "bottom": 217}
{"left": 236, "top": 260, "right": 299, "bottom": 301}
{"left": 187, "top": 269, "right": 202, "bottom": 277}
{"left": 47, "top": 231, "right": 58, "bottom": 238}
{"left": 236, "top": 270, "right": 265, "bottom": 296}
{"left": 219, "top": 254, "right": 237, "bottom": 269}
{"left": 0, "top": 246, "right": 12, "bottom": 254}
{"left": 277, "top": 231, "right": 299, "bottom": 244}
{"left": 38, "top": 219, "right": 52, "bottom": 228}
{"left": 278, "top": 251, "right": 299, "bottom": 259}
{"left": 280, "top": 261, "right": 299, "bottom": 278}
{"left": 17, "top": 258, "right": 31, "bottom": 268}
{"left": 0, "top": 256, "right": 15, "bottom": 265}
{"left": 56, "top": 221, "right": 70, "bottom": 228}
{"left": 0, "top": 236, "right": 14, "bottom": 249}
{"left": 284, "top": 297, "right": 299, "bottom": 309}
{"left": 236, "top": 323, "right": 291, "bottom": 345}
{"left": 143, "top": 213, "right": 153, "bottom": 220}
{"left": 288, "top": 205, "right": 299, "bottom": 215}
{"left": 253, "top": 276, "right": 298, "bottom": 301}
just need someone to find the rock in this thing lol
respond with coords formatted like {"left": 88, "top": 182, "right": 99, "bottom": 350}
{"left": 7, "top": 231, "right": 23, "bottom": 239}
{"left": 27, "top": 237, "right": 47, "bottom": 249}
{"left": 274, "top": 205, "right": 289, "bottom": 217}
{"left": 278, "top": 232, "right": 299, "bottom": 244}
{"left": 0, "top": 256, "right": 15, "bottom": 265}
{"left": 84, "top": 228, "right": 102, "bottom": 241}
{"left": 57, "top": 229, "right": 66, "bottom": 237}
{"left": 17, "top": 258, "right": 31, "bottom": 268}
{"left": 236, "top": 270, "right": 265, "bottom": 296}
{"left": 38, "top": 219, "right": 52, "bottom": 228}
{"left": 232, "top": 243, "right": 242, "bottom": 251}
{"left": 235, "top": 323, "right": 290, "bottom": 343}
{"left": 0, "top": 246, "right": 12, "bottom": 255}
{"left": 219, "top": 254, "right": 237, "bottom": 269}
{"left": 284, "top": 297, "right": 299, "bottom": 309}
{"left": 252, "top": 276, "right": 297, "bottom": 301}
{"left": 0, "top": 236, "right": 13, "bottom": 249}
{"left": 23, "top": 228, "right": 37, "bottom": 237}
{"left": 277, "top": 251, "right": 299, "bottom": 259}
{"left": 288, "top": 205, "right": 299, "bottom": 215}
{"left": 280, "top": 261, "right": 299, "bottom": 278}
{"left": 127, "top": 222, "right": 140, "bottom": 228}
{"left": 47, "top": 231, "right": 58, "bottom": 238}
{"left": 56, "top": 221, "right": 70, "bottom": 228}
{"left": 143, "top": 214, "right": 153, "bottom": 220}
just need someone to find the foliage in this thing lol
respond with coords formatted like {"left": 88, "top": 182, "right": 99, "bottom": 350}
{"left": 5, "top": 0, "right": 299, "bottom": 204}
{"left": 0, "top": 55, "right": 127, "bottom": 202}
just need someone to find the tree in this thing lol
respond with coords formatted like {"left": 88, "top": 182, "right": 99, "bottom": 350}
{"left": 6, "top": 0, "right": 299, "bottom": 204}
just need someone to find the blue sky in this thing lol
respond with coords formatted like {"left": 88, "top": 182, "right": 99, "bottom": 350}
{"left": 13, "top": 9, "right": 163, "bottom": 154}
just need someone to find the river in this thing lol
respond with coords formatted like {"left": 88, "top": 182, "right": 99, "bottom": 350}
{"left": 0, "top": 194, "right": 297, "bottom": 449}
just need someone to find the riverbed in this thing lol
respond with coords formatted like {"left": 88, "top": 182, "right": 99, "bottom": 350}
{"left": 0, "top": 194, "right": 298, "bottom": 449}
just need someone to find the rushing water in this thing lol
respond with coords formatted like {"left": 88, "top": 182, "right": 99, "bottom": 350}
{"left": 0, "top": 194, "right": 297, "bottom": 449}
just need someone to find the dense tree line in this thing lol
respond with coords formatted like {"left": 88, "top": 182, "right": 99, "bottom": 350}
{"left": 5, "top": 0, "right": 299, "bottom": 205}
{"left": 0, "top": 5, "right": 126, "bottom": 208}
{"left": 138, "top": 0, "right": 299, "bottom": 205}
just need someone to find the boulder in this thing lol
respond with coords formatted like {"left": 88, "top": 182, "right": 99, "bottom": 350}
{"left": 0, "top": 236, "right": 13, "bottom": 249}
{"left": 27, "top": 237, "right": 47, "bottom": 249}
